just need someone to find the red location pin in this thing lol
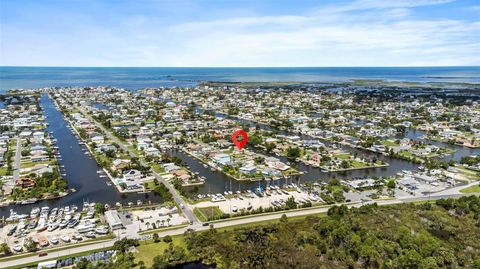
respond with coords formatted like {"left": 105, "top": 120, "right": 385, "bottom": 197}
{"left": 232, "top": 129, "right": 248, "bottom": 149}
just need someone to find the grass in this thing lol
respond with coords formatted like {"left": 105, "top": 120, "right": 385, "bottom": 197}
{"left": 134, "top": 236, "right": 186, "bottom": 268}
{"left": 333, "top": 153, "right": 350, "bottom": 160}
{"left": 194, "top": 206, "right": 223, "bottom": 222}
{"left": 460, "top": 184, "right": 480, "bottom": 194}
{"left": 20, "top": 160, "right": 51, "bottom": 168}
{"left": 0, "top": 166, "right": 8, "bottom": 176}
{"left": 151, "top": 163, "right": 165, "bottom": 173}
{"left": 381, "top": 140, "right": 399, "bottom": 147}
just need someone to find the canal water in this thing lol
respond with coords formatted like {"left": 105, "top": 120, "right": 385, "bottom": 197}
{"left": 0, "top": 94, "right": 161, "bottom": 217}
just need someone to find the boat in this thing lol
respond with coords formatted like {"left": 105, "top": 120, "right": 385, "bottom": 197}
{"left": 85, "top": 231, "right": 96, "bottom": 238}
{"left": 28, "top": 219, "right": 38, "bottom": 229}
{"left": 49, "top": 236, "right": 59, "bottom": 244}
{"left": 59, "top": 219, "right": 68, "bottom": 229}
{"left": 94, "top": 225, "right": 109, "bottom": 234}
{"left": 76, "top": 223, "right": 96, "bottom": 233}
{"left": 7, "top": 225, "right": 17, "bottom": 236}
{"left": 38, "top": 236, "right": 49, "bottom": 247}
{"left": 20, "top": 198, "right": 37, "bottom": 205}
{"left": 60, "top": 235, "right": 71, "bottom": 243}
{"left": 30, "top": 207, "right": 40, "bottom": 218}
{"left": 47, "top": 223, "right": 59, "bottom": 232}
{"left": 12, "top": 244, "right": 22, "bottom": 252}
{"left": 67, "top": 219, "right": 79, "bottom": 228}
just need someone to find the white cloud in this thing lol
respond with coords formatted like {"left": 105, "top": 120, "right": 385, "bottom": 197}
{"left": 0, "top": 0, "right": 478, "bottom": 66}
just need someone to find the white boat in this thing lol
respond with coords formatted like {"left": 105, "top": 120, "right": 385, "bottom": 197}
{"left": 49, "top": 236, "right": 59, "bottom": 244}
{"left": 76, "top": 222, "right": 96, "bottom": 233}
{"left": 60, "top": 235, "right": 71, "bottom": 242}
{"left": 59, "top": 219, "right": 68, "bottom": 229}
{"left": 47, "top": 223, "right": 59, "bottom": 232}
{"left": 12, "top": 244, "right": 22, "bottom": 252}
{"left": 95, "top": 226, "right": 109, "bottom": 235}
{"left": 30, "top": 207, "right": 40, "bottom": 218}
{"left": 85, "top": 231, "right": 96, "bottom": 238}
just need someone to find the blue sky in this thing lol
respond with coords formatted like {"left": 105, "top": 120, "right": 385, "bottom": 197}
{"left": 0, "top": 0, "right": 479, "bottom": 67}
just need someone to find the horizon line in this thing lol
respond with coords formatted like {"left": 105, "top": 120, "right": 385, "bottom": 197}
{"left": 1, "top": 65, "right": 479, "bottom": 68}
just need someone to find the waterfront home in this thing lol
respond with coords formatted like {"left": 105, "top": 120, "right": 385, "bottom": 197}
{"left": 163, "top": 163, "right": 180, "bottom": 172}
{"left": 16, "top": 177, "right": 35, "bottom": 188}
{"left": 30, "top": 154, "right": 49, "bottom": 162}
{"left": 145, "top": 147, "right": 160, "bottom": 156}
{"left": 90, "top": 132, "right": 104, "bottom": 144}
{"left": 212, "top": 153, "right": 231, "bottom": 167}
{"left": 32, "top": 131, "right": 44, "bottom": 141}
{"left": 112, "top": 159, "right": 130, "bottom": 170}
{"left": 240, "top": 165, "right": 256, "bottom": 175}
{"left": 123, "top": 169, "right": 142, "bottom": 181}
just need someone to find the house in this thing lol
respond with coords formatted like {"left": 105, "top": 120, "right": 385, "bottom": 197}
{"left": 16, "top": 177, "right": 35, "bottom": 188}
{"left": 145, "top": 147, "right": 160, "bottom": 156}
{"left": 212, "top": 153, "right": 231, "bottom": 166}
{"left": 240, "top": 165, "right": 256, "bottom": 175}
{"left": 112, "top": 159, "right": 130, "bottom": 170}
{"left": 90, "top": 133, "right": 104, "bottom": 144}
{"left": 123, "top": 169, "right": 142, "bottom": 181}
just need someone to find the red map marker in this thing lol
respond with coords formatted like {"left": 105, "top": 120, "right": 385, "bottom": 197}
{"left": 232, "top": 129, "right": 248, "bottom": 149}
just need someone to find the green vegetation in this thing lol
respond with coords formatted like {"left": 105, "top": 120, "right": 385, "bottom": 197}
{"left": 460, "top": 184, "right": 480, "bottom": 194}
{"left": 130, "top": 196, "right": 480, "bottom": 268}
{"left": 193, "top": 206, "right": 224, "bottom": 222}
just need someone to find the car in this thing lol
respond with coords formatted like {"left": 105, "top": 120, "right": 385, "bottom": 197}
{"left": 38, "top": 252, "right": 48, "bottom": 257}
{"left": 202, "top": 222, "right": 210, "bottom": 227}
{"left": 186, "top": 228, "right": 195, "bottom": 232}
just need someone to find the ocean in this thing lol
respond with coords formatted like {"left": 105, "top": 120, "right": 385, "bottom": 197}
{"left": 1, "top": 66, "right": 479, "bottom": 92}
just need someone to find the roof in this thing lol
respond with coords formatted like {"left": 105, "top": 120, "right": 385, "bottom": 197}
{"left": 104, "top": 210, "right": 123, "bottom": 227}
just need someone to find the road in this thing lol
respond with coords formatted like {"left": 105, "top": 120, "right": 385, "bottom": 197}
{"left": 3, "top": 192, "right": 478, "bottom": 268}
{"left": 66, "top": 97, "right": 199, "bottom": 224}
{"left": 8, "top": 138, "right": 21, "bottom": 189}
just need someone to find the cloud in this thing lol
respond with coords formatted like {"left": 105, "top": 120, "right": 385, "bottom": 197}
{"left": 0, "top": 0, "right": 478, "bottom": 66}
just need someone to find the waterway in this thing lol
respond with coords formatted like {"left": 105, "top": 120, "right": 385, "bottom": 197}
{"left": 0, "top": 94, "right": 161, "bottom": 217}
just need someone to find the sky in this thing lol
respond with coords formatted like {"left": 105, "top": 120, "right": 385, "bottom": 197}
{"left": 0, "top": 0, "right": 479, "bottom": 67}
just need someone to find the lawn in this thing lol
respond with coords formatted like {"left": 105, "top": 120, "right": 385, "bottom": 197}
{"left": 460, "top": 184, "right": 480, "bottom": 194}
{"left": 194, "top": 206, "right": 223, "bottom": 222}
{"left": 381, "top": 140, "right": 399, "bottom": 147}
{"left": 0, "top": 166, "right": 9, "bottom": 176}
{"left": 333, "top": 153, "right": 350, "bottom": 160}
{"left": 134, "top": 236, "right": 186, "bottom": 268}
{"left": 151, "top": 163, "right": 165, "bottom": 173}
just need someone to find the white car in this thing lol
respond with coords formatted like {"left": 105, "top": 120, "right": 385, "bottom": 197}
{"left": 232, "top": 206, "right": 238, "bottom": 212}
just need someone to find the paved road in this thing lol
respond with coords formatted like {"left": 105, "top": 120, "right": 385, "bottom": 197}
{"left": 10, "top": 138, "right": 21, "bottom": 186}
{"left": 67, "top": 97, "right": 199, "bottom": 224}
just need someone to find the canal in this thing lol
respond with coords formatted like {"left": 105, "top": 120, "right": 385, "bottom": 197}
{"left": 0, "top": 94, "right": 161, "bottom": 217}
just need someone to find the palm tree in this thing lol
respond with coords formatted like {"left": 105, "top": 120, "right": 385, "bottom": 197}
{"left": 156, "top": 220, "right": 160, "bottom": 228}
{"left": 161, "top": 220, "right": 165, "bottom": 227}
{"left": 166, "top": 218, "right": 170, "bottom": 226}
{"left": 145, "top": 222, "right": 150, "bottom": 230}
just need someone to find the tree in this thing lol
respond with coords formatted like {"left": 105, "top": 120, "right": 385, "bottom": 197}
{"left": 24, "top": 237, "right": 38, "bottom": 252}
{"left": 113, "top": 238, "right": 139, "bottom": 253}
{"left": 285, "top": 196, "right": 297, "bottom": 210}
{"left": 0, "top": 242, "right": 11, "bottom": 256}
{"left": 387, "top": 179, "right": 396, "bottom": 189}
{"left": 163, "top": 235, "right": 172, "bottom": 243}
{"left": 286, "top": 146, "right": 301, "bottom": 160}
{"left": 153, "top": 233, "right": 160, "bottom": 243}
